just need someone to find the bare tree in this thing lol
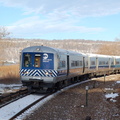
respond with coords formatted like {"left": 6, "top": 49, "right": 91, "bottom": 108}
{"left": 97, "top": 42, "right": 120, "bottom": 56}
{"left": 0, "top": 26, "right": 10, "bottom": 39}
{"left": 115, "top": 37, "right": 120, "bottom": 41}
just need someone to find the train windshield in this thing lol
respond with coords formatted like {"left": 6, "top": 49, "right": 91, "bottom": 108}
{"left": 22, "top": 53, "right": 54, "bottom": 69}
{"left": 23, "top": 53, "right": 32, "bottom": 67}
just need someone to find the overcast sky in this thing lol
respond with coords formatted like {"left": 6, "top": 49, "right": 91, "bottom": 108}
{"left": 0, "top": 0, "right": 120, "bottom": 41}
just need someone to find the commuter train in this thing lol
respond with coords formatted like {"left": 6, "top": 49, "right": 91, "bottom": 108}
{"left": 20, "top": 46, "right": 120, "bottom": 92}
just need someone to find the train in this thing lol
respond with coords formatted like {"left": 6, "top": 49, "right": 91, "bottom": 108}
{"left": 20, "top": 45, "right": 120, "bottom": 92}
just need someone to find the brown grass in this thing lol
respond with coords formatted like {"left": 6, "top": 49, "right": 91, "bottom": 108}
{"left": 0, "top": 64, "right": 20, "bottom": 84}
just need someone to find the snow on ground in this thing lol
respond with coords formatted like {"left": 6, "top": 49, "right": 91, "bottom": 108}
{"left": 105, "top": 93, "right": 119, "bottom": 102}
{"left": 0, "top": 84, "right": 22, "bottom": 94}
{"left": 104, "top": 80, "right": 120, "bottom": 103}
{"left": 116, "top": 81, "right": 120, "bottom": 84}
{"left": 0, "top": 94, "right": 44, "bottom": 120}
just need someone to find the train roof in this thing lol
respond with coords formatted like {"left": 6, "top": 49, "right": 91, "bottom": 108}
{"left": 22, "top": 46, "right": 61, "bottom": 53}
{"left": 86, "top": 53, "right": 113, "bottom": 58}
{"left": 114, "top": 56, "right": 120, "bottom": 59}
{"left": 21, "top": 46, "right": 84, "bottom": 56}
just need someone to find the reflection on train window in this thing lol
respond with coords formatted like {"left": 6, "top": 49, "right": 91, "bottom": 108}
{"left": 34, "top": 54, "right": 41, "bottom": 67}
{"left": 71, "top": 61, "right": 82, "bottom": 67}
{"left": 80, "top": 61, "right": 83, "bottom": 66}
{"left": 106, "top": 61, "right": 108, "bottom": 65}
{"left": 91, "top": 61, "right": 95, "bottom": 65}
{"left": 116, "top": 61, "right": 120, "bottom": 65}
{"left": 86, "top": 61, "right": 88, "bottom": 66}
{"left": 59, "top": 61, "right": 66, "bottom": 68}
{"left": 24, "top": 54, "right": 31, "bottom": 67}
{"left": 111, "top": 61, "right": 114, "bottom": 65}
{"left": 99, "top": 61, "right": 106, "bottom": 65}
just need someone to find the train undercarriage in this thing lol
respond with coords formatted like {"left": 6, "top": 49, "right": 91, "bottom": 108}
{"left": 22, "top": 68, "right": 120, "bottom": 93}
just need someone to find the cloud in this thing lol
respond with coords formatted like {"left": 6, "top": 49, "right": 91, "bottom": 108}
{"left": 1, "top": 0, "right": 119, "bottom": 38}
{"left": 1, "top": 0, "right": 120, "bottom": 17}
{"left": 7, "top": 15, "right": 104, "bottom": 38}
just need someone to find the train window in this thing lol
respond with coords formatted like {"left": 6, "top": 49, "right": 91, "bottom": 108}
{"left": 77, "top": 61, "right": 80, "bottom": 66}
{"left": 62, "top": 61, "right": 66, "bottom": 67}
{"left": 106, "top": 61, "right": 108, "bottom": 65}
{"left": 34, "top": 54, "right": 41, "bottom": 67}
{"left": 75, "top": 61, "right": 78, "bottom": 66}
{"left": 86, "top": 61, "right": 88, "bottom": 66}
{"left": 23, "top": 54, "right": 31, "bottom": 67}
{"left": 71, "top": 61, "right": 75, "bottom": 67}
{"left": 59, "top": 61, "right": 66, "bottom": 68}
{"left": 99, "top": 61, "right": 105, "bottom": 65}
{"left": 116, "top": 61, "right": 119, "bottom": 64}
{"left": 111, "top": 61, "right": 114, "bottom": 65}
{"left": 91, "top": 61, "right": 95, "bottom": 65}
{"left": 71, "top": 60, "right": 82, "bottom": 67}
{"left": 80, "top": 61, "right": 83, "bottom": 66}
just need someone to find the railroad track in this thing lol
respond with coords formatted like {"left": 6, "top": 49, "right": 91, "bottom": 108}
{"left": 9, "top": 94, "right": 50, "bottom": 120}
{"left": 0, "top": 79, "right": 92, "bottom": 120}
{"left": 0, "top": 93, "right": 49, "bottom": 120}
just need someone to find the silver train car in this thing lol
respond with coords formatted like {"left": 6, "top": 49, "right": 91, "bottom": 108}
{"left": 20, "top": 46, "right": 120, "bottom": 92}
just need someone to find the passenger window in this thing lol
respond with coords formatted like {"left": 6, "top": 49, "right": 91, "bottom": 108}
{"left": 116, "top": 61, "right": 119, "bottom": 64}
{"left": 86, "top": 61, "right": 88, "bottom": 66}
{"left": 91, "top": 61, "right": 95, "bottom": 65}
{"left": 106, "top": 61, "right": 108, "bottom": 65}
{"left": 59, "top": 61, "right": 66, "bottom": 68}
{"left": 34, "top": 54, "right": 41, "bottom": 67}
{"left": 80, "top": 61, "right": 83, "bottom": 66}
{"left": 24, "top": 54, "right": 31, "bottom": 67}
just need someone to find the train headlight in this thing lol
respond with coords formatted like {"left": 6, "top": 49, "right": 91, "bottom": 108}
{"left": 45, "top": 72, "right": 49, "bottom": 75}
{"left": 22, "top": 71, "right": 29, "bottom": 74}
{"left": 45, "top": 72, "right": 53, "bottom": 75}
{"left": 26, "top": 71, "right": 29, "bottom": 74}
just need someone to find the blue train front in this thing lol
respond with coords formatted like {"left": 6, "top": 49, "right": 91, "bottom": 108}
{"left": 20, "top": 46, "right": 61, "bottom": 92}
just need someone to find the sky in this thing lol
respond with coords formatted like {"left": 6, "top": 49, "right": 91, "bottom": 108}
{"left": 0, "top": 0, "right": 120, "bottom": 41}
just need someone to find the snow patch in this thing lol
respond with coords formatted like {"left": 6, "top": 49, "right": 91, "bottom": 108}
{"left": 116, "top": 81, "right": 120, "bottom": 84}
{"left": 0, "top": 84, "right": 22, "bottom": 94}
{"left": 105, "top": 93, "right": 119, "bottom": 99}
{"left": 105, "top": 93, "right": 119, "bottom": 102}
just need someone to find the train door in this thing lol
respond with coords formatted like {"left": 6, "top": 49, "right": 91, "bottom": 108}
{"left": 109, "top": 58, "right": 111, "bottom": 69}
{"left": 96, "top": 57, "right": 98, "bottom": 70}
{"left": 67, "top": 55, "right": 69, "bottom": 76}
{"left": 83, "top": 57, "right": 85, "bottom": 73}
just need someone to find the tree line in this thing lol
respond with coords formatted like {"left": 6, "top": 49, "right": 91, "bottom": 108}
{"left": 1, "top": 26, "right": 120, "bottom": 63}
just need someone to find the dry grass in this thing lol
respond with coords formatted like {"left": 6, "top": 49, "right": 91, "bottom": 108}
{"left": 0, "top": 64, "right": 20, "bottom": 84}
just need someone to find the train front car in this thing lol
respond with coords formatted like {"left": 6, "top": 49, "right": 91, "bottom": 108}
{"left": 20, "top": 46, "right": 59, "bottom": 92}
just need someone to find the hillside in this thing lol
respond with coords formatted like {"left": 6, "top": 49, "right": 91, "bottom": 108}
{"left": 0, "top": 39, "right": 120, "bottom": 63}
